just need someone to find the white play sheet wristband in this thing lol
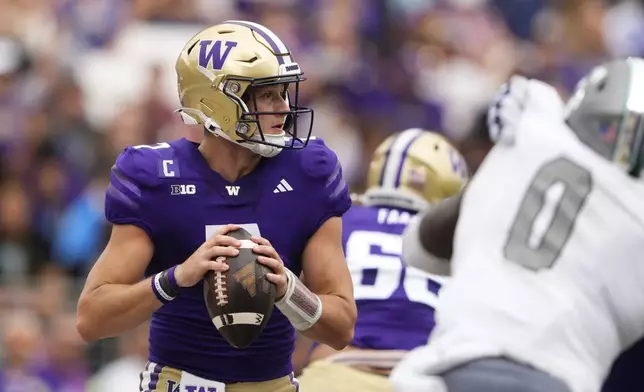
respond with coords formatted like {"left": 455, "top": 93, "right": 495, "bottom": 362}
{"left": 275, "top": 268, "right": 323, "bottom": 331}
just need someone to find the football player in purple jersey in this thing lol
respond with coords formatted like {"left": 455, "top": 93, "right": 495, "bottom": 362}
{"left": 76, "top": 21, "right": 356, "bottom": 392}
{"left": 296, "top": 129, "right": 469, "bottom": 392}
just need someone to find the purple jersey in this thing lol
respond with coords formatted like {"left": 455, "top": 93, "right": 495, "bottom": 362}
{"left": 104, "top": 138, "right": 351, "bottom": 382}
{"left": 343, "top": 205, "right": 443, "bottom": 351}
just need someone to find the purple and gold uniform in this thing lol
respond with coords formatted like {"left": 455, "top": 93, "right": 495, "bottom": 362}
{"left": 106, "top": 137, "right": 350, "bottom": 391}
{"left": 344, "top": 205, "right": 443, "bottom": 351}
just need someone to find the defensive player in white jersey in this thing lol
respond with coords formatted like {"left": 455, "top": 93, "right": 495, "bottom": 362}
{"left": 390, "top": 57, "right": 644, "bottom": 392}
{"left": 296, "top": 129, "right": 468, "bottom": 392}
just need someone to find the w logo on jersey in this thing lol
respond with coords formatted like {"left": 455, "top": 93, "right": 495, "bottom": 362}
{"left": 199, "top": 40, "right": 238, "bottom": 70}
{"left": 225, "top": 185, "right": 240, "bottom": 196}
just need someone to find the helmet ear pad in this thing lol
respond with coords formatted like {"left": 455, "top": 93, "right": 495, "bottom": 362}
{"left": 234, "top": 88, "right": 265, "bottom": 141}
{"left": 180, "top": 76, "right": 256, "bottom": 140}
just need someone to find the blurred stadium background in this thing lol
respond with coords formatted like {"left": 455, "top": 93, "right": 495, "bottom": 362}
{"left": 0, "top": 0, "right": 642, "bottom": 390}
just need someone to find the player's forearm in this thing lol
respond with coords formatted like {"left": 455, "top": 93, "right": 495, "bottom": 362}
{"left": 418, "top": 191, "right": 463, "bottom": 260}
{"left": 276, "top": 269, "right": 356, "bottom": 350}
{"left": 299, "top": 294, "right": 356, "bottom": 350}
{"left": 401, "top": 190, "right": 464, "bottom": 275}
{"left": 76, "top": 277, "right": 162, "bottom": 342}
{"left": 402, "top": 212, "right": 452, "bottom": 275}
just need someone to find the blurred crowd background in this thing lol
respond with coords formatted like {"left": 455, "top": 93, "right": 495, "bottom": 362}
{"left": 0, "top": 0, "right": 643, "bottom": 390}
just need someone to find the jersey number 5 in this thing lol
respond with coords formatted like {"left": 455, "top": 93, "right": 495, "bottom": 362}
{"left": 504, "top": 157, "right": 593, "bottom": 270}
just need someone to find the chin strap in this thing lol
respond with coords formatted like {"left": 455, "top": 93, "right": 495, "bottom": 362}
{"left": 245, "top": 130, "right": 285, "bottom": 158}
{"left": 275, "top": 268, "right": 323, "bottom": 331}
{"left": 175, "top": 107, "right": 285, "bottom": 158}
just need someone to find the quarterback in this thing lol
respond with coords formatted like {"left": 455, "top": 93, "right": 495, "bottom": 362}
{"left": 76, "top": 21, "right": 356, "bottom": 392}
{"left": 391, "top": 59, "right": 644, "bottom": 392}
{"left": 297, "top": 129, "right": 468, "bottom": 392}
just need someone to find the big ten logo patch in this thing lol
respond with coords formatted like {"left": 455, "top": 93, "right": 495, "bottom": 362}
{"left": 171, "top": 184, "right": 197, "bottom": 195}
{"left": 199, "top": 40, "right": 238, "bottom": 70}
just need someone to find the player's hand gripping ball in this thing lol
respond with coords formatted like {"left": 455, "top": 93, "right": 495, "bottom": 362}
{"left": 203, "top": 227, "right": 276, "bottom": 349}
{"left": 250, "top": 235, "right": 289, "bottom": 299}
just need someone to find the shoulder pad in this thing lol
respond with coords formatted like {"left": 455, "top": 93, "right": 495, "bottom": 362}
{"left": 105, "top": 142, "right": 178, "bottom": 235}
{"left": 112, "top": 142, "right": 178, "bottom": 188}
{"left": 299, "top": 137, "right": 351, "bottom": 214}
{"left": 106, "top": 146, "right": 160, "bottom": 214}
{"left": 299, "top": 137, "right": 339, "bottom": 180}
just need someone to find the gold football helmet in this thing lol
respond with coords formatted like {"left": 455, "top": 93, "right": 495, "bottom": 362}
{"left": 175, "top": 20, "right": 313, "bottom": 157}
{"left": 361, "top": 129, "right": 469, "bottom": 211}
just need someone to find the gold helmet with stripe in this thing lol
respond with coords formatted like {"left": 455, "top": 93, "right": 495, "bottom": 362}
{"left": 361, "top": 129, "right": 469, "bottom": 211}
{"left": 175, "top": 20, "right": 313, "bottom": 158}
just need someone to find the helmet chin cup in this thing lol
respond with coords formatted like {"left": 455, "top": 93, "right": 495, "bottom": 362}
{"left": 245, "top": 129, "right": 286, "bottom": 158}
{"left": 211, "top": 125, "right": 285, "bottom": 158}
{"left": 247, "top": 142, "right": 283, "bottom": 158}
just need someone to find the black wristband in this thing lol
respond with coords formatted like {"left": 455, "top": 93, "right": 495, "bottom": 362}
{"left": 159, "top": 266, "right": 180, "bottom": 298}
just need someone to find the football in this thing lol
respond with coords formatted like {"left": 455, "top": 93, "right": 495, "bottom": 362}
{"left": 203, "top": 227, "right": 276, "bottom": 349}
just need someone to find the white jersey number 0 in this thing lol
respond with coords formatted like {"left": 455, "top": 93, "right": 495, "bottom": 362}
{"left": 504, "top": 157, "right": 593, "bottom": 270}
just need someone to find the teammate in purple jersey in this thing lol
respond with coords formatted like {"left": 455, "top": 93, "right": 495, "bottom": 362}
{"left": 296, "top": 129, "right": 469, "bottom": 392}
{"left": 76, "top": 21, "right": 357, "bottom": 392}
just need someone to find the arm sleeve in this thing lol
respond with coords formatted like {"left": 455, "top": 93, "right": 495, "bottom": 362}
{"left": 104, "top": 147, "right": 156, "bottom": 239}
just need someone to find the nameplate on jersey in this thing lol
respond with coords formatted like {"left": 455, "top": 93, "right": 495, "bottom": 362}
{"left": 179, "top": 370, "right": 225, "bottom": 392}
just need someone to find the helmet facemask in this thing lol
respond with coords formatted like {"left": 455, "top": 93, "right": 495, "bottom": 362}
{"left": 610, "top": 111, "right": 644, "bottom": 177}
{"left": 565, "top": 59, "right": 644, "bottom": 179}
{"left": 227, "top": 75, "right": 313, "bottom": 156}
{"left": 221, "top": 72, "right": 313, "bottom": 158}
